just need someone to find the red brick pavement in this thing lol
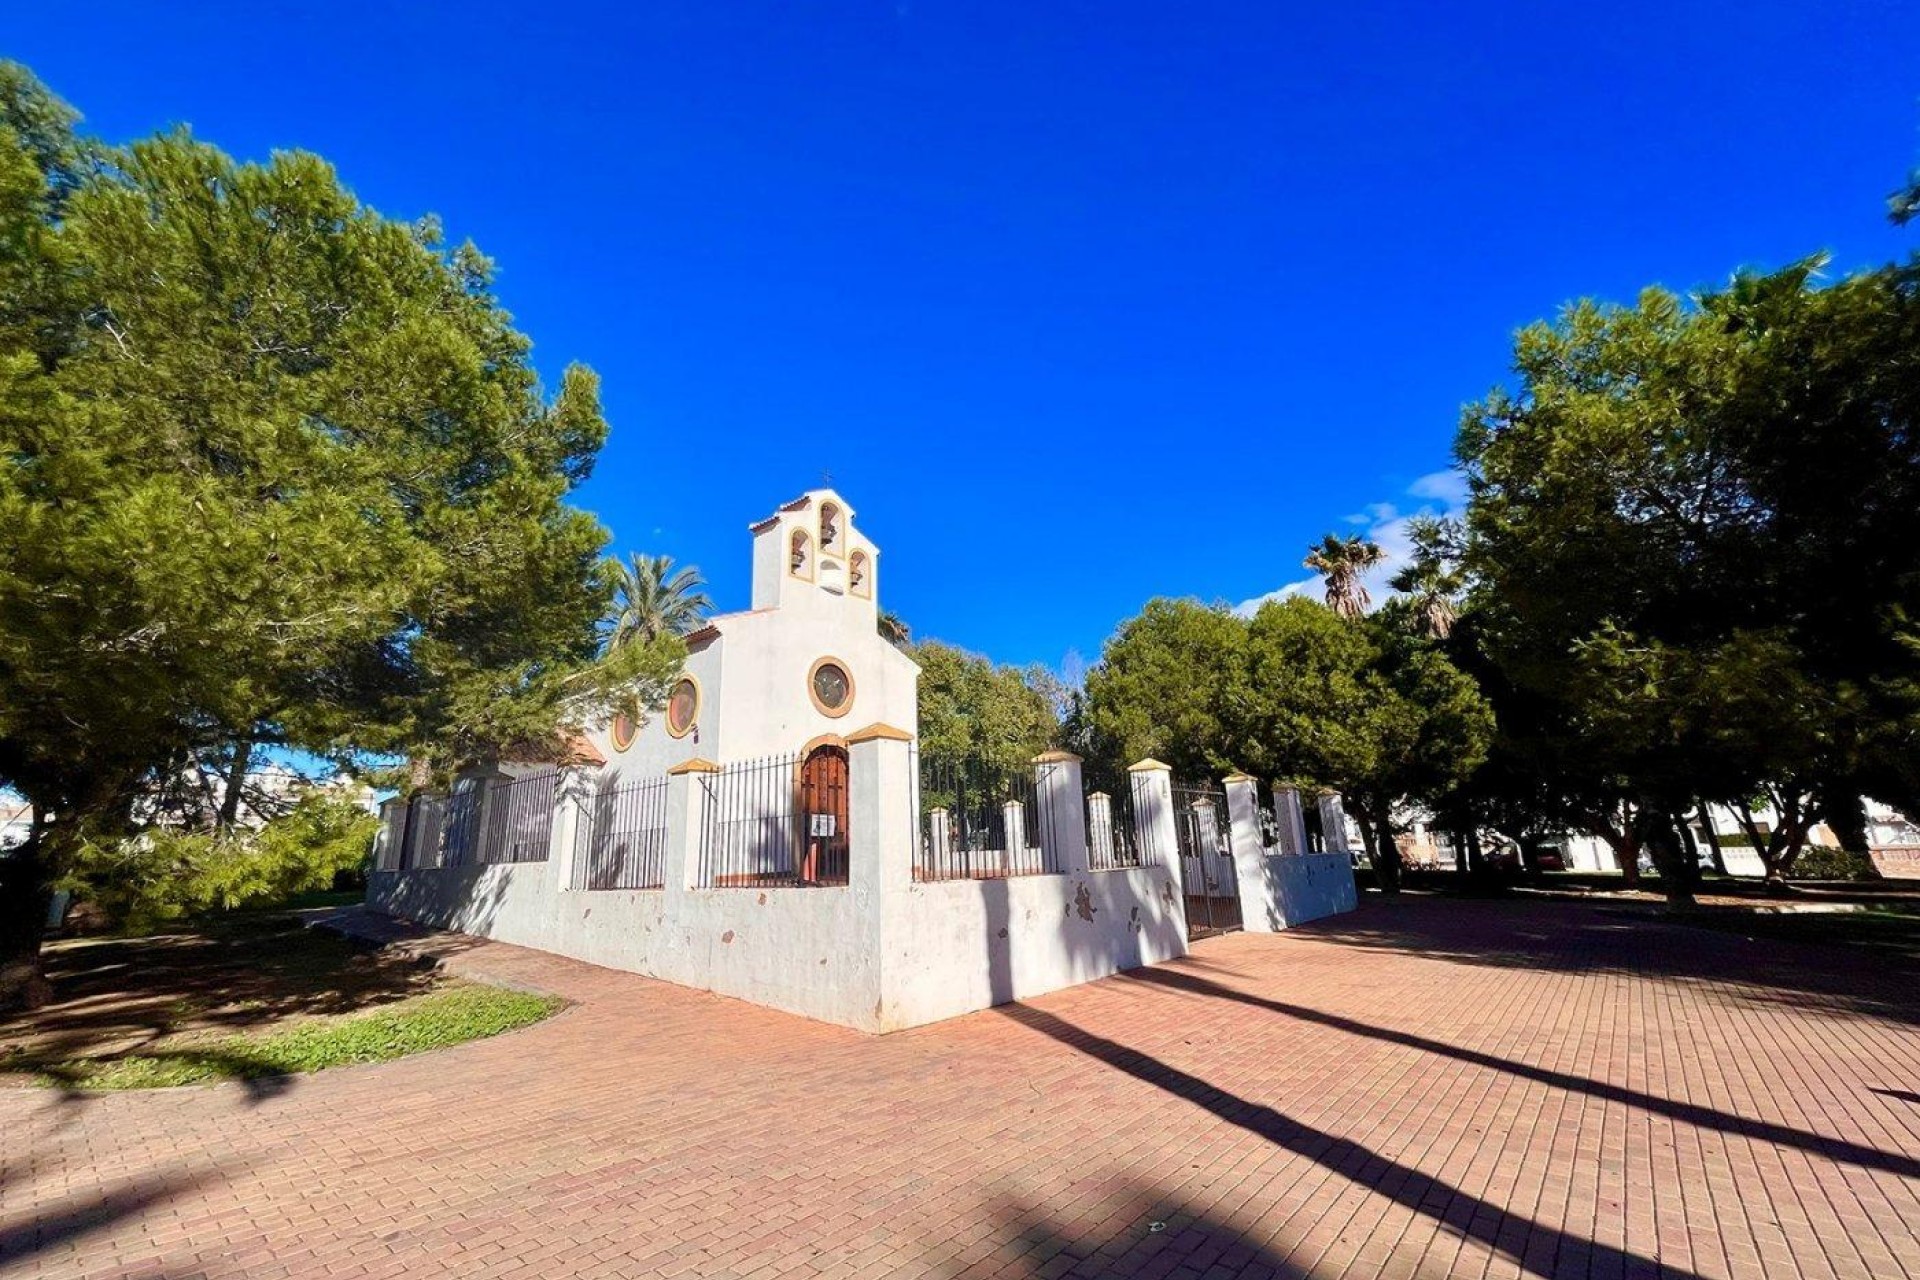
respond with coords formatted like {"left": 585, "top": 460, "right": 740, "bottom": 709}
{"left": 3, "top": 895, "right": 1917, "bottom": 1280}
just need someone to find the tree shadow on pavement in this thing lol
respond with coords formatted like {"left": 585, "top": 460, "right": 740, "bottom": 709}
{"left": 996, "top": 1000, "right": 1707, "bottom": 1280}
{"left": 978, "top": 1179, "right": 1313, "bottom": 1279}
{"left": 0, "top": 1166, "right": 220, "bottom": 1269}
{"left": 1112, "top": 964, "right": 1920, "bottom": 1182}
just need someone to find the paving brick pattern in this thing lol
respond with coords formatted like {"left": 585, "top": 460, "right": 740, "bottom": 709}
{"left": 3, "top": 896, "right": 1918, "bottom": 1279}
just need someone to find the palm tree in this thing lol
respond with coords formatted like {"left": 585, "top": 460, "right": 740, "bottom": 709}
{"left": 877, "top": 611, "right": 912, "bottom": 648}
{"left": 607, "top": 553, "right": 711, "bottom": 649}
{"left": 1303, "top": 534, "right": 1385, "bottom": 620}
{"left": 1387, "top": 556, "right": 1463, "bottom": 639}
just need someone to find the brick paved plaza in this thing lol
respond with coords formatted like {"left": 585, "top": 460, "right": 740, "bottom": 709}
{"left": 3, "top": 895, "right": 1917, "bottom": 1280}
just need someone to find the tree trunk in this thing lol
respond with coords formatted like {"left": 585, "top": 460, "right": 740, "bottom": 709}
{"left": 1635, "top": 800, "right": 1697, "bottom": 908}
{"left": 0, "top": 818, "right": 54, "bottom": 1012}
{"left": 217, "top": 735, "right": 255, "bottom": 831}
{"left": 1352, "top": 805, "right": 1401, "bottom": 895}
{"left": 1374, "top": 821, "right": 1403, "bottom": 895}
{"left": 1590, "top": 810, "right": 1642, "bottom": 888}
{"left": 1676, "top": 810, "right": 1702, "bottom": 874}
{"left": 1750, "top": 786, "right": 1815, "bottom": 896}
{"left": 1516, "top": 835, "right": 1543, "bottom": 879}
{"left": 1451, "top": 829, "right": 1468, "bottom": 876}
{"left": 1465, "top": 825, "right": 1486, "bottom": 880}
{"left": 1823, "top": 791, "right": 1870, "bottom": 855}
{"left": 1696, "top": 801, "right": 1728, "bottom": 875}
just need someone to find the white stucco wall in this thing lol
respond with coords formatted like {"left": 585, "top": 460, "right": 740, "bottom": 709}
{"left": 583, "top": 487, "right": 918, "bottom": 778}
{"left": 877, "top": 868, "right": 1189, "bottom": 1031}
{"left": 708, "top": 599, "right": 918, "bottom": 758}
{"left": 367, "top": 865, "right": 882, "bottom": 1030}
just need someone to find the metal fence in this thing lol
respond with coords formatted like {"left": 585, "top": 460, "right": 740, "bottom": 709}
{"left": 388, "top": 772, "right": 558, "bottom": 871}
{"left": 1259, "top": 799, "right": 1282, "bottom": 852}
{"left": 474, "top": 769, "right": 559, "bottom": 864}
{"left": 917, "top": 756, "right": 1058, "bottom": 881}
{"left": 397, "top": 793, "right": 448, "bottom": 870}
{"left": 441, "top": 778, "right": 486, "bottom": 867}
{"left": 1172, "top": 780, "right": 1233, "bottom": 861}
{"left": 1302, "top": 798, "right": 1328, "bottom": 853}
{"left": 1174, "top": 778, "right": 1242, "bottom": 934}
{"left": 698, "top": 750, "right": 844, "bottom": 888}
{"left": 574, "top": 772, "right": 669, "bottom": 889}
{"left": 376, "top": 802, "right": 408, "bottom": 871}
{"left": 1086, "top": 781, "right": 1148, "bottom": 870}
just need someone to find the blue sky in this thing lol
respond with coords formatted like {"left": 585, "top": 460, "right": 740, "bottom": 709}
{"left": 13, "top": 1, "right": 1920, "bottom": 674}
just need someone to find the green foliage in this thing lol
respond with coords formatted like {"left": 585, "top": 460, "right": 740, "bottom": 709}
{"left": 1242, "top": 599, "right": 1492, "bottom": 855}
{"left": 1789, "top": 844, "right": 1877, "bottom": 881}
{"left": 912, "top": 640, "right": 1058, "bottom": 775}
{"left": 0, "top": 62, "right": 681, "bottom": 960}
{"left": 1080, "top": 599, "right": 1248, "bottom": 779}
{"left": 60, "top": 793, "right": 377, "bottom": 934}
{"left": 607, "top": 553, "right": 711, "bottom": 649}
{"left": 1891, "top": 170, "right": 1920, "bottom": 226}
{"left": 1456, "top": 252, "right": 1920, "bottom": 891}
{"left": 25, "top": 984, "right": 562, "bottom": 1090}
{"left": 1077, "top": 595, "right": 1491, "bottom": 865}
{"left": 1303, "top": 533, "right": 1386, "bottom": 619}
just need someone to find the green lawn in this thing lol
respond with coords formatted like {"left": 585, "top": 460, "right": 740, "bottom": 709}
{"left": 28, "top": 985, "right": 563, "bottom": 1090}
{"left": 2, "top": 913, "right": 565, "bottom": 1091}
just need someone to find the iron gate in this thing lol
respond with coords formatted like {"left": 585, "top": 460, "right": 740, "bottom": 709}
{"left": 1173, "top": 781, "right": 1242, "bottom": 938}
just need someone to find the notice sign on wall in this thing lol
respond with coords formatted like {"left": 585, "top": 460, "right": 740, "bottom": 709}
{"left": 810, "top": 813, "right": 837, "bottom": 837}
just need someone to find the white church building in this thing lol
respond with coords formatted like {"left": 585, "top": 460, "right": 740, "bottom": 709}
{"left": 369, "top": 489, "right": 1357, "bottom": 1033}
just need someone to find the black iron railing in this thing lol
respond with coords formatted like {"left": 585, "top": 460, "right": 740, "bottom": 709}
{"left": 574, "top": 773, "right": 670, "bottom": 889}
{"left": 398, "top": 794, "right": 448, "bottom": 870}
{"left": 698, "top": 751, "right": 845, "bottom": 888}
{"left": 917, "top": 756, "right": 1057, "bottom": 881}
{"left": 1085, "top": 781, "right": 1148, "bottom": 870}
{"left": 475, "top": 770, "right": 559, "bottom": 865}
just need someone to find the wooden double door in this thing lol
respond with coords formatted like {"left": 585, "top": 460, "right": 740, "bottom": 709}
{"left": 798, "top": 745, "right": 850, "bottom": 885}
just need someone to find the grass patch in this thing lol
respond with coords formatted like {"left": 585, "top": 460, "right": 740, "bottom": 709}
{"left": 22, "top": 984, "right": 564, "bottom": 1091}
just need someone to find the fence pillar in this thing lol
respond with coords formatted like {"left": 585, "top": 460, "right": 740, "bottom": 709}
{"left": 848, "top": 723, "right": 915, "bottom": 895}
{"left": 1273, "top": 784, "right": 1308, "bottom": 856}
{"left": 1128, "top": 758, "right": 1182, "bottom": 899}
{"left": 1224, "top": 774, "right": 1278, "bottom": 932}
{"left": 850, "top": 722, "right": 916, "bottom": 1032}
{"left": 550, "top": 766, "right": 595, "bottom": 890}
{"left": 1319, "top": 792, "right": 1354, "bottom": 855}
{"left": 664, "top": 758, "right": 720, "bottom": 901}
{"left": 1002, "top": 800, "right": 1026, "bottom": 876}
{"left": 1087, "top": 793, "right": 1116, "bottom": 868}
{"left": 1033, "top": 750, "right": 1088, "bottom": 873}
{"left": 928, "top": 807, "right": 952, "bottom": 874}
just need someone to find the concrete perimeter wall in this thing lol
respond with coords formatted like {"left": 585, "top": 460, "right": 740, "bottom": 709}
{"left": 367, "top": 863, "right": 878, "bottom": 1030}
{"left": 879, "top": 867, "right": 1188, "bottom": 1030}
{"left": 370, "top": 737, "right": 1359, "bottom": 1033}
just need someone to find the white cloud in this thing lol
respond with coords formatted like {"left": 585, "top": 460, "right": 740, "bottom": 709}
{"left": 1234, "top": 468, "right": 1467, "bottom": 618}
{"left": 1406, "top": 469, "right": 1469, "bottom": 507}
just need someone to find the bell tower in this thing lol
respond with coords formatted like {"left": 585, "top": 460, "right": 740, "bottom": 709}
{"left": 749, "top": 489, "right": 880, "bottom": 616}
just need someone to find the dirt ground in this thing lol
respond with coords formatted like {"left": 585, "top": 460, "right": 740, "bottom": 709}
{"left": 0, "top": 913, "right": 443, "bottom": 1073}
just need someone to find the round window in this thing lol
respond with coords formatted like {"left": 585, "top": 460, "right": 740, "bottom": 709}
{"left": 609, "top": 713, "right": 637, "bottom": 752}
{"left": 809, "top": 659, "right": 853, "bottom": 717}
{"left": 666, "top": 677, "right": 699, "bottom": 738}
